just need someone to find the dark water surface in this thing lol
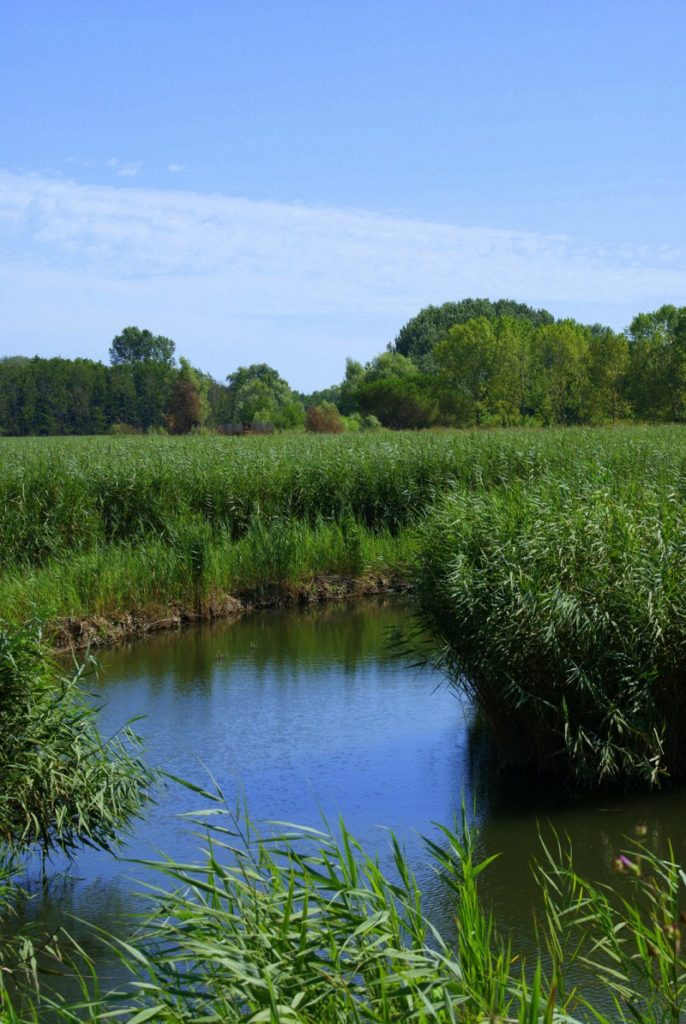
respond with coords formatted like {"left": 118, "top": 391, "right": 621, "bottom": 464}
{"left": 19, "top": 598, "right": 686, "bottom": 993}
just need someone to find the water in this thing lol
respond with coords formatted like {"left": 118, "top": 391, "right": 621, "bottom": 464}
{"left": 15, "top": 597, "right": 686, "bottom": 995}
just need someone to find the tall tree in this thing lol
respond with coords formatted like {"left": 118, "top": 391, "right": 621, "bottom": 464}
{"left": 627, "top": 305, "right": 686, "bottom": 421}
{"left": 433, "top": 318, "right": 498, "bottom": 426}
{"left": 166, "top": 358, "right": 209, "bottom": 434}
{"left": 225, "top": 363, "right": 304, "bottom": 427}
{"left": 586, "top": 327, "right": 630, "bottom": 423}
{"left": 530, "top": 321, "right": 590, "bottom": 425}
{"left": 109, "top": 326, "right": 176, "bottom": 367}
{"left": 392, "top": 298, "right": 555, "bottom": 362}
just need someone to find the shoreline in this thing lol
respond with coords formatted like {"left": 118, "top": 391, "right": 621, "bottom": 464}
{"left": 51, "top": 572, "right": 410, "bottom": 651}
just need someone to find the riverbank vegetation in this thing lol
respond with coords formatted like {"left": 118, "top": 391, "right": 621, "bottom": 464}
{"left": 410, "top": 430, "right": 686, "bottom": 788}
{"left": 3, "top": 427, "right": 686, "bottom": 656}
{"left": 3, "top": 424, "right": 686, "bottom": 1016}
{"left": 4, "top": 794, "right": 686, "bottom": 1022}
{"left": 4, "top": 426, "right": 686, "bottom": 790}
{"left": 0, "top": 623, "right": 152, "bottom": 858}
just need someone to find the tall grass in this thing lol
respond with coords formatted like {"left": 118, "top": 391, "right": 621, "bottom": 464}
{"left": 3, "top": 426, "right": 686, "bottom": 635}
{"left": 3, "top": 427, "right": 685, "bottom": 572}
{"left": 0, "top": 517, "right": 414, "bottom": 634}
{"left": 0, "top": 623, "right": 153, "bottom": 859}
{"left": 7, "top": 792, "right": 686, "bottom": 1022}
{"left": 411, "top": 470, "right": 686, "bottom": 788}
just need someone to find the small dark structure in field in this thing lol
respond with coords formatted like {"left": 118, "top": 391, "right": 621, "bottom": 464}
{"left": 217, "top": 422, "right": 274, "bottom": 436}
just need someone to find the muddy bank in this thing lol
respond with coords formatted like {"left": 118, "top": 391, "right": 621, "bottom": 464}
{"left": 52, "top": 573, "right": 410, "bottom": 650}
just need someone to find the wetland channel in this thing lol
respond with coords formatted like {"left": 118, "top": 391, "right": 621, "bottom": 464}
{"left": 20, "top": 597, "right": 686, "bottom": 996}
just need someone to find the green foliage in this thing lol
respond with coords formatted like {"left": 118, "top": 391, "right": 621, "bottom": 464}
{"left": 11, "top": 794, "right": 686, "bottom": 1022}
{"left": 226, "top": 363, "right": 305, "bottom": 427}
{"left": 627, "top": 305, "right": 686, "bottom": 421}
{"left": 354, "top": 376, "right": 440, "bottom": 428}
{"left": 0, "top": 622, "right": 153, "bottom": 858}
{"left": 165, "top": 357, "right": 209, "bottom": 434}
{"left": 410, "top": 431, "right": 686, "bottom": 787}
{"left": 392, "top": 297, "right": 555, "bottom": 361}
{"left": 109, "top": 326, "right": 176, "bottom": 367}
{"left": 61, "top": 794, "right": 570, "bottom": 1023}
{"left": 6, "top": 302, "right": 686, "bottom": 437}
{"left": 537, "top": 832, "right": 686, "bottom": 1024}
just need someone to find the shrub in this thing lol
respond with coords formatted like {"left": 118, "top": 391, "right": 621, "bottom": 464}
{"left": 305, "top": 401, "right": 345, "bottom": 433}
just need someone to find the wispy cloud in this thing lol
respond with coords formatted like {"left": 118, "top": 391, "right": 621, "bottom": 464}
{"left": 0, "top": 169, "right": 684, "bottom": 386}
{"left": 167, "top": 163, "right": 187, "bottom": 173}
{"left": 105, "top": 158, "right": 143, "bottom": 178}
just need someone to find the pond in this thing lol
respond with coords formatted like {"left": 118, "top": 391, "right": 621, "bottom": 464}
{"left": 19, "top": 597, "right": 686, "bottom": 994}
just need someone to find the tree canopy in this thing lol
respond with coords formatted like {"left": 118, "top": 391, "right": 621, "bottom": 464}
{"left": 392, "top": 298, "right": 555, "bottom": 362}
{"left": 4, "top": 302, "right": 686, "bottom": 436}
{"left": 226, "top": 363, "right": 305, "bottom": 428}
{"left": 109, "top": 326, "right": 176, "bottom": 367}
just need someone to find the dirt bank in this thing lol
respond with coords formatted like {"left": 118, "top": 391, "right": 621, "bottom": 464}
{"left": 52, "top": 573, "right": 410, "bottom": 651}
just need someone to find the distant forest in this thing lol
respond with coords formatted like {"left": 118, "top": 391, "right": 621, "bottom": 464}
{"left": 2, "top": 300, "right": 686, "bottom": 434}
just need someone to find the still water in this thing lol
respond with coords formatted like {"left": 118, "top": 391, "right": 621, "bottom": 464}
{"left": 21, "top": 598, "right": 686, "bottom": 989}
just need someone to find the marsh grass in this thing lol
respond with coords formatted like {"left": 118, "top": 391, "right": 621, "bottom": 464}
{"left": 0, "top": 623, "right": 153, "bottom": 860}
{"left": 3, "top": 426, "right": 686, "bottom": 635}
{"left": 0, "top": 518, "right": 414, "bottom": 633}
{"left": 411, "top": 472, "right": 686, "bottom": 788}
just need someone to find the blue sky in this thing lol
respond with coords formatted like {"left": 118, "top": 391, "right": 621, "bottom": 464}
{"left": 2, "top": 0, "right": 685, "bottom": 390}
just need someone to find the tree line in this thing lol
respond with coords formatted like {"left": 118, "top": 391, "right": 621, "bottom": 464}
{"left": 2, "top": 302, "right": 686, "bottom": 434}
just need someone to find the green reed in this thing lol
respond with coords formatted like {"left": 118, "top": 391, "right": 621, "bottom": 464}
{"left": 411, "top": 467, "right": 686, "bottom": 788}
{"left": 0, "top": 623, "right": 153, "bottom": 860}
{"left": 3, "top": 426, "right": 686, "bottom": 636}
{"left": 3, "top": 427, "right": 685, "bottom": 573}
{"left": 7, "top": 791, "right": 686, "bottom": 1023}
{"left": 0, "top": 516, "right": 414, "bottom": 633}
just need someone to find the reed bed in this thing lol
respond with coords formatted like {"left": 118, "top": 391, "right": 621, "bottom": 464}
{"left": 411, "top": 468, "right": 686, "bottom": 788}
{"left": 2, "top": 427, "right": 685, "bottom": 572}
{"left": 3, "top": 426, "right": 686, "bottom": 645}
{"left": 0, "top": 517, "right": 414, "bottom": 630}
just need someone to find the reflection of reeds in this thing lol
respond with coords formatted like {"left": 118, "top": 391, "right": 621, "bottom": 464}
{"left": 412, "top": 469, "right": 686, "bottom": 789}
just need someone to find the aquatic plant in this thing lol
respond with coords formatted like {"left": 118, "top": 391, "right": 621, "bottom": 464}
{"left": 0, "top": 623, "right": 153, "bottom": 859}
{"left": 2, "top": 426, "right": 685, "bottom": 637}
{"left": 8, "top": 795, "right": 686, "bottom": 1022}
{"left": 411, "top": 473, "right": 686, "bottom": 788}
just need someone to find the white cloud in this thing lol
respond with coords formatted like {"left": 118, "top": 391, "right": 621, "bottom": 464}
{"left": 0, "top": 168, "right": 685, "bottom": 388}
{"left": 167, "top": 163, "right": 187, "bottom": 173}
{"left": 105, "top": 158, "right": 143, "bottom": 177}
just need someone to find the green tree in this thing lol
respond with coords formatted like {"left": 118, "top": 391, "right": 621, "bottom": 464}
{"left": 109, "top": 326, "right": 176, "bottom": 367}
{"left": 627, "top": 305, "right": 686, "bottom": 421}
{"left": 530, "top": 320, "right": 590, "bottom": 424}
{"left": 392, "top": 298, "right": 555, "bottom": 362}
{"left": 355, "top": 376, "right": 437, "bottom": 429}
{"left": 586, "top": 327, "right": 630, "bottom": 422}
{"left": 166, "top": 358, "right": 209, "bottom": 434}
{"left": 338, "top": 358, "right": 365, "bottom": 414}
{"left": 433, "top": 318, "right": 497, "bottom": 426}
{"left": 226, "top": 363, "right": 303, "bottom": 426}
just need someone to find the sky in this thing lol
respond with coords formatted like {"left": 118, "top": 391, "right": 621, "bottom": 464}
{"left": 2, "top": 0, "right": 686, "bottom": 391}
